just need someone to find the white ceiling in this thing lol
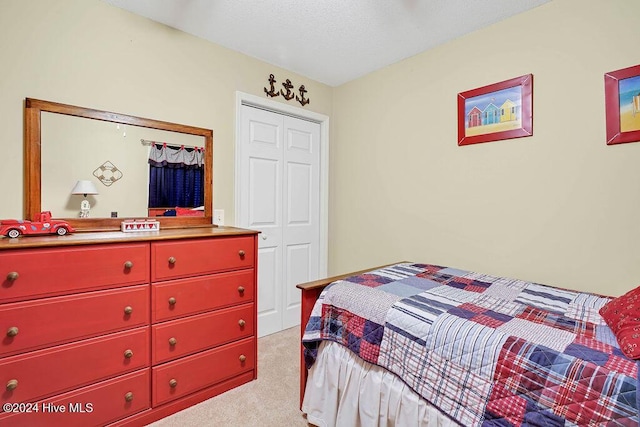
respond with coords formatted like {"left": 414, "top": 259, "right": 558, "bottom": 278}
{"left": 102, "top": 0, "right": 551, "bottom": 87}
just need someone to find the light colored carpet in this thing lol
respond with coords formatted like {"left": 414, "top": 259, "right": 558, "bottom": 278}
{"left": 147, "top": 326, "right": 310, "bottom": 427}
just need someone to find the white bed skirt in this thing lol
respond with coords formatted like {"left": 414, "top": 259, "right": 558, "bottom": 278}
{"left": 302, "top": 341, "right": 460, "bottom": 427}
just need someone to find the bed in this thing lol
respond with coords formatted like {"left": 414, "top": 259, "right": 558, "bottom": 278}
{"left": 298, "top": 262, "right": 640, "bottom": 426}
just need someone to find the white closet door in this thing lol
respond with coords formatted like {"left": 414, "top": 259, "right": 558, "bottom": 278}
{"left": 282, "top": 116, "right": 320, "bottom": 329}
{"left": 238, "top": 105, "right": 320, "bottom": 337}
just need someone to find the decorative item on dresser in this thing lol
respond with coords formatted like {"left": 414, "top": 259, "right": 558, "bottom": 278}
{"left": 0, "top": 227, "right": 258, "bottom": 426}
{"left": 0, "top": 211, "right": 74, "bottom": 238}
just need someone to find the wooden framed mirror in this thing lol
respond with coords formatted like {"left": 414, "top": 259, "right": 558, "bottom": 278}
{"left": 24, "top": 98, "right": 213, "bottom": 232}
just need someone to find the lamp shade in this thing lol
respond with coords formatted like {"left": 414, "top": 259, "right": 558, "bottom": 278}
{"left": 71, "top": 180, "right": 99, "bottom": 195}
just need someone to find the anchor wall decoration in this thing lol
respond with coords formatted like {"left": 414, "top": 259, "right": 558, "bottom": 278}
{"left": 280, "top": 79, "right": 295, "bottom": 100}
{"left": 263, "top": 74, "right": 279, "bottom": 98}
{"left": 296, "top": 85, "right": 310, "bottom": 106}
{"left": 263, "top": 74, "right": 311, "bottom": 107}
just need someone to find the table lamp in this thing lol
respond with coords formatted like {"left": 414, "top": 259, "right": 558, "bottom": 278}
{"left": 71, "top": 180, "right": 99, "bottom": 218}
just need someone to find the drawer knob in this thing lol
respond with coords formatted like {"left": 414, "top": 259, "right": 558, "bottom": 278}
{"left": 124, "top": 349, "right": 134, "bottom": 359}
{"left": 124, "top": 261, "right": 134, "bottom": 269}
{"left": 124, "top": 306, "right": 133, "bottom": 315}
{"left": 6, "top": 327, "right": 18, "bottom": 337}
{"left": 168, "top": 297, "right": 177, "bottom": 306}
{"left": 124, "top": 392, "right": 134, "bottom": 402}
{"left": 238, "top": 250, "right": 245, "bottom": 258}
{"left": 237, "top": 286, "right": 245, "bottom": 294}
{"left": 169, "top": 337, "right": 177, "bottom": 346}
{"left": 168, "top": 256, "right": 177, "bottom": 265}
{"left": 239, "top": 354, "right": 246, "bottom": 363}
{"left": 238, "top": 319, "right": 246, "bottom": 328}
{"left": 169, "top": 378, "right": 178, "bottom": 388}
{"left": 6, "top": 379, "right": 18, "bottom": 391}
{"left": 6, "top": 271, "right": 19, "bottom": 282}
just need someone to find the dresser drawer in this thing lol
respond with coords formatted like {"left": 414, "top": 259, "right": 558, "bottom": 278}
{"left": 151, "top": 236, "right": 254, "bottom": 281}
{"left": 152, "top": 269, "right": 254, "bottom": 322}
{"left": 152, "top": 337, "right": 255, "bottom": 406}
{"left": 0, "top": 369, "right": 150, "bottom": 427}
{"left": 152, "top": 303, "right": 254, "bottom": 364}
{"left": 0, "top": 285, "right": 149, "bottom": 357}
{"left": 0, "top": 243, "right": 149, "bottom": 303}
{"left": 0, "top": 327, "right": 149, "bottom": 404}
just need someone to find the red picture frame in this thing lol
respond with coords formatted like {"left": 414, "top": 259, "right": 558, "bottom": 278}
{"left": 457, "top": 74, "right": 533, "bottom": 146}
{"left": 604, "top": 64, "right": 640, "bottom": 145}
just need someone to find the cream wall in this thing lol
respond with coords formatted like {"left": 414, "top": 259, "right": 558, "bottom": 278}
{"left": 329, "top": 0, "right": 640, "bottom": 296}
{"left": 0, "top": 0, "right": 332, "bottom": 222}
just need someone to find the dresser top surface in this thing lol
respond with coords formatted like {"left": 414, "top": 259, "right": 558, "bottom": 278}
{"left": 0, "top": 226, "right": 259, "bottom": 250}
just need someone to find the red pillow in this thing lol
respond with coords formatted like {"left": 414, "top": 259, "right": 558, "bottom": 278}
{"left": 599, "top": 286, "right": 640, "bottom": 359}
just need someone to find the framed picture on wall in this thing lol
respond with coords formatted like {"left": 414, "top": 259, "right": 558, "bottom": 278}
{"left": 605, "top": 64, "right": 640, "bottom": 145}
{"left": 457, "top": 74, "right": 533, "bottom": 146}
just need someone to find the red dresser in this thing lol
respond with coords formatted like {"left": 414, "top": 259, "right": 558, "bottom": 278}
{"left": 0, "top": 227, "right": 258, "bottom": 426}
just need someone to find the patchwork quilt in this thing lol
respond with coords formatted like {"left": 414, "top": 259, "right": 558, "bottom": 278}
{"left": 302, "top": 263, "right": 639, "bottom": 426}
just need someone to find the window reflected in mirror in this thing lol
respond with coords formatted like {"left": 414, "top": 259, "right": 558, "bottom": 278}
{"left": 148, "top": 143, "right": 205, "bottom": 217}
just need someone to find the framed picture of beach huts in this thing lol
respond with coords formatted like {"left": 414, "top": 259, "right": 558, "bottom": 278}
{"left": 605, "top": 64, "right": 640, "bottom": 145}
{"left": 457, "top": 74, "right": 533, "bottom": 146}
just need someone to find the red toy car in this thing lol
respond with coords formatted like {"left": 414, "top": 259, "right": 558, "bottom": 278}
{"left": 0, "top": 211, "right": 75, "bottom": 238}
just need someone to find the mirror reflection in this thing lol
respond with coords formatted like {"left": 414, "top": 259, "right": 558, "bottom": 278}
{"left": 25, "top": 98, "right": 213, "bottom": 232}
{"left": 41, "top": 112, "right": 205, "bottom": 219}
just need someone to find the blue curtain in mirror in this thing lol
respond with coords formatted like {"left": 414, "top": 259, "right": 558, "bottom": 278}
{"left": 148, "top": 144, "right": 204, "bottom": 208}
